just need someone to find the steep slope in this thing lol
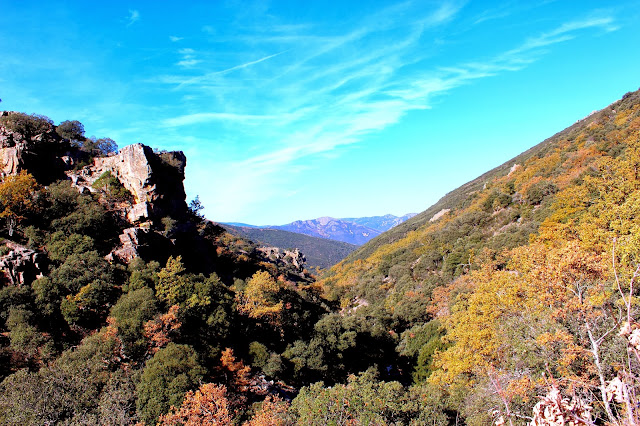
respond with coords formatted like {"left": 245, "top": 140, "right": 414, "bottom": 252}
{"left": 221, "top": 224, "right": 357, "bottom": 270}
{"left": 337, "top": 90, "right": 640, "bottom": 267}
{"left": 316, "top": 88, "right": 640, "bottom": 422}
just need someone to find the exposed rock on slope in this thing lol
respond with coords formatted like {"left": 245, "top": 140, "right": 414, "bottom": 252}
{"left": 0, "top": 111, "right": 68, "bottom": 182}
{"left": 105, "top": 226, "right": 175, "bottom": 263}
{"left": 63, "top": 143, "right": 188, "bottom": 264}
{"left": 67, "top": 143, "right": 187, "bottom": 224}
{"left": 257, "top": 247, "right": 306, "bottom": 272}
{"left": 0, "top": 241, "right": 47, "bottom": 286}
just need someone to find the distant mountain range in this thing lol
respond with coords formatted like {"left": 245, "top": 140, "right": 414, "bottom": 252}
{"left": 220, "top": 214, "right": 416, "bottom": 269}
{"left": 224, "top": 214, "right": 416, "bottom": 245}
{"left": 220, "top": 224, "right": 357, "bottom": 270}
{"left": 272, "top": 214, "right": 416, "bottom": 245}
{"left": 338, "top": 214, "right": 417, "bottom": 233}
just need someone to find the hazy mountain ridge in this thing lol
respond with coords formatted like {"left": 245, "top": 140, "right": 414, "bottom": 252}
{"left": 274, "top": 217, "right": 379, "bottom": 245}
{"left": 339, "top": 213, "right": 417, "bottom": 232}
{"left": 220, "top": 214, "right": 414, "bottom": 267}
{"left": 220, "top": 223, "right": 357, "bottom": 270}
{"left": 269, "top": 213, "right": 416, "bottom": 245}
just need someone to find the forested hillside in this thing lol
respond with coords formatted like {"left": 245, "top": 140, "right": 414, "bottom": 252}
{"left": 2, "top": 87, "right": 640, "bottom": 425}
{"left": 319, "top": 88, "right": 640, "bottom": 424}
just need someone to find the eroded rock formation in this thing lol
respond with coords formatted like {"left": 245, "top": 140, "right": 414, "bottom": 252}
{"left": 66, "top": 144, "right": 188, "bottom": 264}
{"left": 257, "top": 247, "right": 306, "bottom": 273}
{"left": 0, "top": 241, "right": 47, "bottom": 286}
{"left": 0, "top": 111, "right": 68, "bottom": 182}
{"left": 66, "top": 143, "right": 187, "bottom": 224}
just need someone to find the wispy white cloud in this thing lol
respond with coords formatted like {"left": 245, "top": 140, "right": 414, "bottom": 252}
{"left": 164, "top": 112, "right": 281, "bottom": 127}
{"left": 125, "top": 9, "right": 140, "bottom": 27}
{"left": 174, "top": 50, "right": 289, "bottom": 89}
{"left": 152, "top": 4, "right": 618, "bottom": 219}
{"left": 169, "top": 35, "right": 184, "bottom": 42}
{"left": 176, "top": 48, "right": 200, "bottom": 68}
{"left": 508, "top": 16, "right": 617, "bottom": 55}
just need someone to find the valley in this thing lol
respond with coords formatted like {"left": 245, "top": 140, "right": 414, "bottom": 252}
{"left": 1, "top": 89, "right": 640, "bottom": 424}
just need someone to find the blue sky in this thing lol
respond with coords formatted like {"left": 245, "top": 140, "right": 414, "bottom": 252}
{"left": 1, "top": 1, "right": 639, "bottom": 225}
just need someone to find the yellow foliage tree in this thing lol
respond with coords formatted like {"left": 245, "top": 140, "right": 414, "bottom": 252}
{"left": 0, "top": 171, "right": 38, "bottom": 236}
{"left": 237, "top": 271, "right": 283, "bottom": 324}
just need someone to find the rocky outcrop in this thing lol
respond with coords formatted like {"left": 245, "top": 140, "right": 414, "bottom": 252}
{"left": 257, "top": 247, "right": 306, "bottom": 273}
{"left": 1, "top": 113, "right": 189, "bottom": 266}
{"left": 0, "top": 241, "right": 47, "bottom": 286}
{"left": 429, "top": 208, "right": 450, "bottom": 222}
{"left": 106, "top": 226, "right": 178, "bottom": 265}
{"left": 0, "top": 142, "right": 24, "bottom": 177}
{"left": 106, "top": 227, "right": 149, "bottom": 263}
{"left": 67, "top": 143, "right": 187, "bottom": 224}
{"left": 67, "top": 144, "right": 188, "bottom": 265}
{"left": 0, "top": 111, "right": 68, "bottom": 182}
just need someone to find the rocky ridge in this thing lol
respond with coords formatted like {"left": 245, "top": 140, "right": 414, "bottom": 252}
{"left": 0, "top": 111, "right": 68, "bottom": 183}
{"left": 0, "top": 113, "right": 311, "bottom": 274}
{"left": 66, "top": 143, "right": 187, "bottom": 224}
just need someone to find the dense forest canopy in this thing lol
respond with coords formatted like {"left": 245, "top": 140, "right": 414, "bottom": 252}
{"left": 0, "top": 88, "right": 639, "bottom": 424}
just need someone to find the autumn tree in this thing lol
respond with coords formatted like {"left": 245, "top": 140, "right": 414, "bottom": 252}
{"left": 244, "top": 395, "right": 291, "bottom": 426}
{"left": 236, "top": 270, "right": 283, "bottom": 325}
{"left": 143, "top": 304, "right": 182, "bottom": 355}
{"left": 0, "top": 171, "right": 39, "bottom": 236}
{"left": 220, "top": 347, "right": 251, "bottom": 392}
{"left": 159, "top": 383, "right": 234, "bottom": 426}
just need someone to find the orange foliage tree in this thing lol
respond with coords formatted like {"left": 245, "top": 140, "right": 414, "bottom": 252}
{"left": 220, "top": 347, "right": 251, "bottom": 392}
{"left": 243, "top": 395, "right": 291, "bottom": 426}
{"left": 158, "top": 383, "right": 233, "bottom": 425}
{"left": 143, "top": 304, "right": 181, "bottom": 355}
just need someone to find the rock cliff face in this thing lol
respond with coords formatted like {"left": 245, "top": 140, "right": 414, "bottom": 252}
{"left": 67, "top": 143, "right": 187, "bottom": 224}
{"left": 105, "top": 226, "right": 175, "bottom": 264}
{"left": 66, "top": 143, "right": 188, "bottom": 264}
{"left": 0, "top": 111, "right": 67, "bottom": 182}
{"left": 0, "top": 112, "right": 190, "bottom": 266}
{"left": 257, "top": 246, "right": 307, "bottom": 274}
{"left": 0, "top": 241, "right": 47, "bottom": 286}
